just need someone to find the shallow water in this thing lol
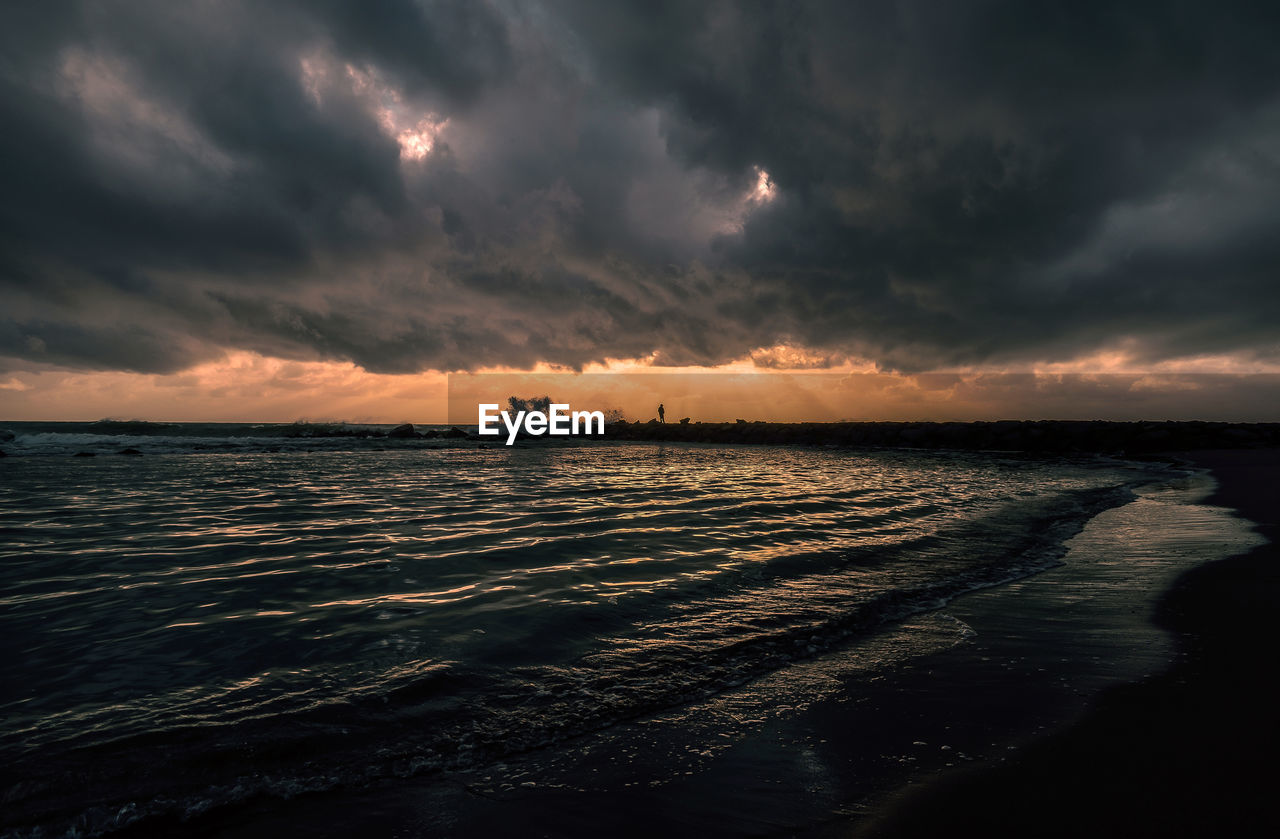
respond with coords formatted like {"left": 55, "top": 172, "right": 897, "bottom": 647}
{"left": 0, "top": 441, "right": 1169, "bottom": 835}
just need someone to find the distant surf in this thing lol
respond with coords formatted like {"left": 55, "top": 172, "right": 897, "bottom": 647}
{"left": 0, "top": 420, "right": 470, "bottom": 457}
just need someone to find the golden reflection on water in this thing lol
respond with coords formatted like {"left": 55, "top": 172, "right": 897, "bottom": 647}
{"left": 2, "top": 445, "right": 1159, "bottom": 775}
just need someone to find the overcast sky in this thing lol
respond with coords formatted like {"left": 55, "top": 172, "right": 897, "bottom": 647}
{"left": 2, "top": 1, "right": 1278, "bottom": 419}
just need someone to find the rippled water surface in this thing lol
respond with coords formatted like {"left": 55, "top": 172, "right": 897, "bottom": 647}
{"left": 1, "top": 442, "right": 1157, "bottom": 834}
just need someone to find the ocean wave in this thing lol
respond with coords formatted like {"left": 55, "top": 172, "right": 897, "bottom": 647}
{"left": 0, "top": 445, "right": 1166, "bottom": 836}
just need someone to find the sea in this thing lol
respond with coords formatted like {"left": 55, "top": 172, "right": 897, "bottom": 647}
{"left": 0, "top": 422, "right": 1262, "bottom": 836}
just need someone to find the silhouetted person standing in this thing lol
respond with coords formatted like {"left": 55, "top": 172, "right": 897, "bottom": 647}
{"left": 658, "top": 403, "right": 665, "bottom": 423}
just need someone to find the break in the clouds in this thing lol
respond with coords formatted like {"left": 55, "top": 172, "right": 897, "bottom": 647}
{"left": 2, "top": 0, "right": 1279, "bottom": 376}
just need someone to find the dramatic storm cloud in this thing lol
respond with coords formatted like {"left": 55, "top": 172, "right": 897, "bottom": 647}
{"left": 2, "top": 0, "right": 1279, "bottom": 376}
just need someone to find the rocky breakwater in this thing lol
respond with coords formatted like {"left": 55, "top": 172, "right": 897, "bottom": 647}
{"left": 603, "top": 420, "right": 1280, "bottom": 454}
{"left": 281, "top": 423, "right": 470, "bottom": 440}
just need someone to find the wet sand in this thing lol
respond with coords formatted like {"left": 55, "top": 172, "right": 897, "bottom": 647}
{"left": 857, "top": 449, "right": 1280, "bottom": 838}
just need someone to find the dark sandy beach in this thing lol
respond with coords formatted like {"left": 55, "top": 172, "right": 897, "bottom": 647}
{"left": 857, "top": 449, "right": 1280, "bottom": 838}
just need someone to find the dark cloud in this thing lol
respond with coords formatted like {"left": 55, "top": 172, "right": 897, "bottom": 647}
{"left": 2, "top": 0, "right": 1279, "bottom": 375}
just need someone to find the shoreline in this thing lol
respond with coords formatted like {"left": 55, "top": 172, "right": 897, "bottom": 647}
{"left": 8, "top": 446, "right": 1269, "bottom": 836}
{"left": 855, "top": 449, "right": 1280, "bottom": 837}
{"left": 113, "top": 452, "right": 1251, "bottom": 838}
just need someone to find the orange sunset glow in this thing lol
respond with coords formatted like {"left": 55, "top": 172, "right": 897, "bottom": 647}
{"left": 4, "top": 348, "right": 1278, "bottom": 423}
